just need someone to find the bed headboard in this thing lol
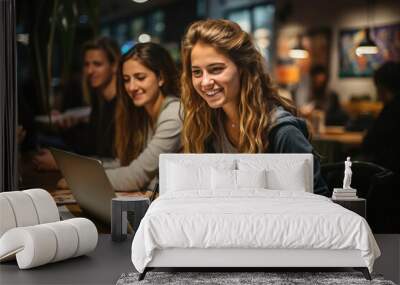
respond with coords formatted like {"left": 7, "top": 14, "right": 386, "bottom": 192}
{"left": 159, "top": 154, "right": 314, "bottom": 195}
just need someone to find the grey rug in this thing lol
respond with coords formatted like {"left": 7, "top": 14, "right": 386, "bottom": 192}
{"left": 116, "top": 271, "right": 396, "bottom": 285}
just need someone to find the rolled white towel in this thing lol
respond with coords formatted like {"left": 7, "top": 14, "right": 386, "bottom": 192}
{"left": 64, "top": 218, "right": 98, "bottom": 257}
{"left": 0, "top": 225, "right": 57, "bottom": 268}
{"left": 0, "top": 189, "right": 60, "bottom": 239}
{"left": 42, "top": 221, "right": 79, "bottom": 262}
{"left": 23, "top": 188, "right": 59, "bottom": 224}
{"left": 0, "top": 191, "right": 39, "bottom": 228}
{"left": 0, "top": 218, "right": 98, "bottom": 269}
{"left": 0, "top": 196, "right": 17, "bottom": 237}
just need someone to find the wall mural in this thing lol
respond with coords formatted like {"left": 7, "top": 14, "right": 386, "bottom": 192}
{"left": 339, "top": 23, "right": 400, "bottom": 77}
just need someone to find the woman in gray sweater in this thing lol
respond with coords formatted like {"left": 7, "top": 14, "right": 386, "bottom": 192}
{"left": 105, "top": 43, "right": 182, "bottom": 191}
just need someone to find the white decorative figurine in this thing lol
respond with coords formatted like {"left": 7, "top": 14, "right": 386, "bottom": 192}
{"left": 332, "top": 157, "right": 357, "bottom": 199}
{"left": 343, "top": 157, "right": 353, "bottom": 189}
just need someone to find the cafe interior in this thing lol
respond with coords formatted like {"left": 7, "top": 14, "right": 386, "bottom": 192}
{"left": 1, "top": 0, "right": 400, "bottom": 283}
{"left": 9, "top": 0, "right": 400, "bottom": 232}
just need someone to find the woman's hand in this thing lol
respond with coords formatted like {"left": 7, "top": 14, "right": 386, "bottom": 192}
{"left": 56, "top": 115, "right": 81, "bottom": 129}
{"left": 299, "top": 103, "right": 315, "bottom": 117}
{"left": 57, "top": 178, "right": 69, "bottom": 189}
{"left": 32, "top": 148, "right": 58, "bottom": 171}
{"left": 51, "top": 109, "right": 86, "bottom": 129}
{"left": 17, "top": 125, "right": 26, "bottom": 144}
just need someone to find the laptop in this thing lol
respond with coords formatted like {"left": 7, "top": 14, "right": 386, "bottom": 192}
{"left": 50, "top": 148, "right": 116, "bottom": 225}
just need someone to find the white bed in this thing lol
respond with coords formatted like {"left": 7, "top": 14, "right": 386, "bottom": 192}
{"left": 131, "top": 154, "right": 380, "bottom": 280}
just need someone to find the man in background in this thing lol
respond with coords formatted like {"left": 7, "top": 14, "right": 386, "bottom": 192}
{"left": 300, "top": 65, "right": 349, "bottom": 126}
{"left": 33, "top": 37, "right": 120, "bottom": 170}
{"left": 363, "top": 61, "right": 400, "bottom": 174}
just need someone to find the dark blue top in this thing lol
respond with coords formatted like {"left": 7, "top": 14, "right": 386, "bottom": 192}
{"left": 206, "top": 107, "right": 329, "bottom": 196}
{"left": 268, "top": 107, "right": 329, "bottom": 196}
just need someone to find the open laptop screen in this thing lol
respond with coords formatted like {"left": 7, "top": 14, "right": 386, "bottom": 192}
{"left": 50, "top": 148, "right": 116, "bottom": 225}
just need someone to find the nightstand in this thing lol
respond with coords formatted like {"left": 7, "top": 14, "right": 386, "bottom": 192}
{"left": 331, "top": 197, "right": 366, "bottom": 219}
{"left": 111, "top": 197, "right": 150, "bottom": 242}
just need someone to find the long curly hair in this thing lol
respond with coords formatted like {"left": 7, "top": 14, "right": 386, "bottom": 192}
{"left": 181, "top": 19, "right": 296, "bottom": 153}
{"left": 115, "top": 43, "right": 180, "bottom": 166}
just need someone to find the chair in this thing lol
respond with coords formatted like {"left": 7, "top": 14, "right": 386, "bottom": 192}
{"left": 321, "top": 161, "right": 399, "bottom": 233}
{"left": 312, "top": 139, "right": 343, "bottom": 164}
{"left": 0, "top": 189, "right": 98, "bottom": 269}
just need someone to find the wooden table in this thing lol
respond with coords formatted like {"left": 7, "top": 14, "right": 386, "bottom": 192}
{"left": 312, "top": 127, "right": 365, "bottom": 163}
{"left": 53, "top": 188, "right": 151, "bottom": 234}
{"left": 19, "top": 151, "right": 152, "bottom": 233}
{"left": 313, "top": 127, "right": 365, "bottom": 146}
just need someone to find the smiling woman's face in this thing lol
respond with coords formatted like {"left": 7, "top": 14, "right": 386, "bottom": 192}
{"left": 122, "top": 59, "right": 163, "bottom": 107}
{"left": 190, "top": 42, "right": 240, "bottom": 109}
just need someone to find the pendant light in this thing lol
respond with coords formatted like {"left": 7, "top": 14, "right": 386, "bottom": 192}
{"left": 356, "top": 0, "right": 378, "bottom": 57}
{"left": 355, "top": 28, "right": 378, "bottom": 56}
{"left": 289, "top": 35, "right": 309, "bottom": 59}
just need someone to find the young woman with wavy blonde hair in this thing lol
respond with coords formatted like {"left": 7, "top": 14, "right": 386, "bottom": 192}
{"left": 180, "top": 19, "right": 328, "bottom": 196}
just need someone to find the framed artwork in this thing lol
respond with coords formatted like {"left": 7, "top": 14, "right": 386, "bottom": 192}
{"left": 339, "top": 23, "right": 400, "bottom": 77}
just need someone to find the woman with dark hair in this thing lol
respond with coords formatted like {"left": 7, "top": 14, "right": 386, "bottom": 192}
{"left": 180, "top": 19, "right": 328, "bottom": 196}
{"left": 105, "top": 42, "right": 182, "bottom": 191}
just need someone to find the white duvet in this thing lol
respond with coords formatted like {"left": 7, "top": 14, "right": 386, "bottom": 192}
{"left": 131, "top": 190, "right": 380, "bottom": 273}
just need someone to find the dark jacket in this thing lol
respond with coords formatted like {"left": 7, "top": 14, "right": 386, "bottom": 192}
{"left": 206, "top": 107, "right": 330, "bottom": 196}
{"left": 88, "top": 95, "right": 116, "bottom": 158}
{"left": 63, "top": 94, "right": 116, "bottom": 158}
{"left": 363, "top": 96, "right": 400, "bottom": 174}
{"left": 267, "top": 107, "right": 329, "bottom": 196}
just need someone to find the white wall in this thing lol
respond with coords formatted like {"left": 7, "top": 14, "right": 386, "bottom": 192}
{"left": 277, "top": 0, "right": 400, "bottom": 100}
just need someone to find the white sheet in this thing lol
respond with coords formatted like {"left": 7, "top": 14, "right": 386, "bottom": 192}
{"left": 131, "top": 190, "right": 380, "bottom": 273}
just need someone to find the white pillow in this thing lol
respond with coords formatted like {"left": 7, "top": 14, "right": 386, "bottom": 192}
{"left": 167, "top": 162, "right": 211, "bottom": 191}
{"left": 237, "top": 169, "right": 267, "bottom": 188}
{"left": 211, "top": 169, "right": 267, "bottom": 190}
{"left": 238, "top": 160, "right": 307, "bottom": 192}
{"left": 166, "top": 160, "right": 236, "bottom": 192}
{"left": 211, "top": 168, "right": 236, "bottom": 190}
{"left": 266, "top": 162, "right": 307, "bottom": 191}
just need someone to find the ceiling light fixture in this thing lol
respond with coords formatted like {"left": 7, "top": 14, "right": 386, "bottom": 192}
{"left": 138, "top": 33, "right": 151, "bottom": 43}
{"left": 355, "top": 28, "right": 378, "bottom": 56}
{"left": 132, "top": 0, "right": 148, "bottom": 3}
{"left": 356, "top": 0, "right": 378, "bottom": 57}
{"left": 289, "top": 35, "right": 309, "bottom": 59}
